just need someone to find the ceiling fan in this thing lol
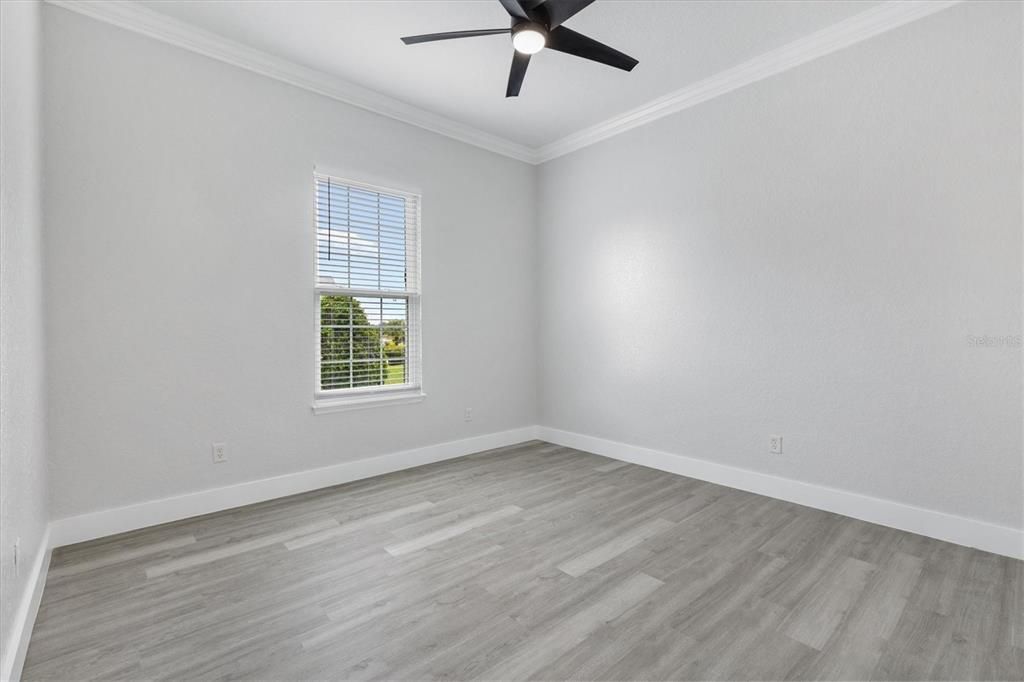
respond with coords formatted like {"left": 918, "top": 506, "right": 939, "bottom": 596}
{"left": 400, "top": 0, "right": 638, "bottom": 97}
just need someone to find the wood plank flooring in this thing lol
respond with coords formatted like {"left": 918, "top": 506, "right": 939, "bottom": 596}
{"left": 22, "top": 441, "right": 1024, "bottom": 681}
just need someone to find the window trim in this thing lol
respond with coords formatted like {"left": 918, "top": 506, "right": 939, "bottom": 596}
{"left": 311, "top": 173, "right": 423, "bottom": 413}
{"left": 312, "top": 385, "right": 426, "bottom": 415}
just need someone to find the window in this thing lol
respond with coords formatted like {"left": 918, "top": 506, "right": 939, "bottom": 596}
{"left": 314, "top": 174, "right": 421, "bottom": 411}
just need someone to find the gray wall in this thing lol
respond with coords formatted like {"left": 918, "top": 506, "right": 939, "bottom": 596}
{"left": 538, "top": 1, "right": 1023, "bottom": 529}
{"left": 0, "top": 0, "right": 49, "bottom": 670}
{"left": 43, "top": 6, "right": 538, "bottom": 519}
{"left": 28, "top": 1, "right": 1024, "bottom": 535}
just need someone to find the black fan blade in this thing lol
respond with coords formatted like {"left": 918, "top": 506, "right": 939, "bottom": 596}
{"left": 546, "top": 26, "right": 638, "bottom": 71}
{"left": 506, "top": 51, "right": 531, "bottom": 97}
{"left": 401, "top": 28, "right": 510, "bottom": 45}
{"left": 497, "top": 0, "right": 528, "bottom": 19}
{"left": 535, "top": 0, "right": 596, "bottom": 28}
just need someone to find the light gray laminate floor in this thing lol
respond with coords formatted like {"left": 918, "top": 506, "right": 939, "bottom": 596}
{"left": 22, "top": 441, "right": 1024, "bottom": 681}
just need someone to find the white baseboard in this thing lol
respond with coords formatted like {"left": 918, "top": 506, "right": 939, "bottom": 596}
{"left": 47, "top": 424, "right": 1023, "bottom": 558}
{"left": 536, "top": 426, "right": 1024, "bottom": 560}
{"left": 0, "top": 527, "right": 51, "bottom": 682}
{"left": 49, "top": 426, "right": 539, "bottom": 548}
{"left": 10, "top": 423, "right": 1019, "bottom": 682}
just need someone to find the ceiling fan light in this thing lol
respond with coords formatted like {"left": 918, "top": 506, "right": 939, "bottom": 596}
{"left": 512, "top": 28, "right": 545, "bottom": 54}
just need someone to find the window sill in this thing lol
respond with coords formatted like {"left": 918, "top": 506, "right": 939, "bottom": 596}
{"left": 312, "top": 389, "right": 426, "bottom": 415}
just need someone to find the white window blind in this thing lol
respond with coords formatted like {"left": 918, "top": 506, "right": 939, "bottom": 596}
{"left": 315, "top": 174, "right": 421, "bottom": 397}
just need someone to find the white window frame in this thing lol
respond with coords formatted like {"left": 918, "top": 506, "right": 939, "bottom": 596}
{"left": 312, "top": 173, "right": 424, "bottom": 414}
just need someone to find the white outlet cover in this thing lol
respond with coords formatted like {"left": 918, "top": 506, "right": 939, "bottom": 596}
{"left": 212, "top": 442, "right": 228, "bottom": 463}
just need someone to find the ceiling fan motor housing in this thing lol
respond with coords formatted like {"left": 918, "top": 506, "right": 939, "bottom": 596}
{"left": 512, "top": 19, "right": 549, "bottom": 35}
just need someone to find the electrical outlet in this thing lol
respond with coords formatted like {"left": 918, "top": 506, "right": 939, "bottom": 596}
{"left": 769, "top": 435, "right": 783, "bottom": 454}
{"left": 463, "top": 408, "right": 473, "bottom": 422}
{"left": 13, "top": 537, "right": 19, "bottom": 578}
{"left": 212, "top": 442, "right": 228, "bottom": 464}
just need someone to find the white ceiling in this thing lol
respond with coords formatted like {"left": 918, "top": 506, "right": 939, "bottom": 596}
{"left": 137, "top": 0, "right": 882, "bottom": 149}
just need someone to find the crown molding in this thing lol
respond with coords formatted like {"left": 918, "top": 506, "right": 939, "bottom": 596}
{"left": 534, "top": 0, "right": 963, "bottom": 163}
{"left": 47, "top": 0, "right": 960, "bottom": 166}
{"left": 45, "top": 0, "right": 540, "bottom": 164}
